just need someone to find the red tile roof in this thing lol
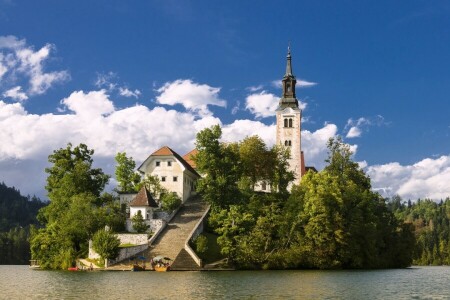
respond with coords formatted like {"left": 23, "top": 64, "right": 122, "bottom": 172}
{"left": 182, "top": 149, "right": 198, "bottom": 170}
{"left": 130, "top": 186, "right": 158, "bottom": 207}
{"left": 145, "top": 146, "right": 199, "bottom": 177}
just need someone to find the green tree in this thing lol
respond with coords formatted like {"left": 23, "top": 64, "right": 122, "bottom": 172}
{"left": 161, "top": 192, "right": 181, "bottom": 212}
{"left": 131, "top": 211, "right": 148, "bottom": 233}
{"left": 115, "top": 152, "right": 141, "bottom": 193}
{"left": 92, "top": 229, "right": 120, "bottom": 260}
{"left": 31, "top": 143, "right": 118, "bottom": 269}
{"left": 194, "top": 125, "right": 242, "bottom": 208}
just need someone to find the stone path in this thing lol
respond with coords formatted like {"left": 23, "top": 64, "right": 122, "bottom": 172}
{"left": 148, "top": 195, "right": 208, "bottom": 260}
{"left": 106, "top": 195, "right": 208, "bottom": 271}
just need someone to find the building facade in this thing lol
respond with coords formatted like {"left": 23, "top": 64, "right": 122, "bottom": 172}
{"left": 137, "top": 146, "right": 200, "bottom": 202}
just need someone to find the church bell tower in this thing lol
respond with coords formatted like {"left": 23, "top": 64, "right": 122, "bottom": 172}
{"left": 276, "top": 47, "right": 304, "bottom": 182}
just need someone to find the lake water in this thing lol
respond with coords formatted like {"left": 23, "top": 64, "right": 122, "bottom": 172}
{"left": 1, "top": 265, "right": 450, "bottom": 299}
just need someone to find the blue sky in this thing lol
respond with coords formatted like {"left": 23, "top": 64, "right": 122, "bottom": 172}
{"left": 1, "top": 1, "right": 449, "bottom": 200}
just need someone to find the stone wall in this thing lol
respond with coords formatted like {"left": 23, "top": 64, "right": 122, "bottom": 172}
{"left": 106, "top": 244, "right": 148, "bottom": 267}
{"left": 116, "top": 233, "right": 148, "bottom": 245}
{"left": 126, "top": 218, "right": 164, "bottom": 233}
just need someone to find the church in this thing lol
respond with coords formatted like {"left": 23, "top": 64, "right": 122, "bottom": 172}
{"left": 121, "top": 48, "right": 313, "bottom": 221}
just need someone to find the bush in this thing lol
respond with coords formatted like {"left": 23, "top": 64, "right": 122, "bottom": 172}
{"left": 161, "top": 192, "right": 182, "bottom": 212}
{"left": 195, "top": 234, "right": 208, "bottom": 254}
{"left": 131, "top": 211, "right": 149, "bottom": 233}
{"left": 92, "top": 229, "right": 120, "bottom": 260}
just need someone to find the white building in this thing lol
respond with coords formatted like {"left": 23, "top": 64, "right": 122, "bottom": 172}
{"left": 126, "top": 186, "right": 161, "bottom": 232}
{"left": 137, "top": 146, "right": 200, "bottom": 202}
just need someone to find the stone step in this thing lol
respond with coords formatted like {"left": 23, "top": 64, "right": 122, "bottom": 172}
{"left": 171, "top": 248, "right": 202, "bottom": 271}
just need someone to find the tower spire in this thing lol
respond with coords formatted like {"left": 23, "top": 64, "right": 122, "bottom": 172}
{"left": 285, "top": 44, "right": 293, "bottom": 76}
{"left": 279, "top": 45, "right": 298, "bottom": 108}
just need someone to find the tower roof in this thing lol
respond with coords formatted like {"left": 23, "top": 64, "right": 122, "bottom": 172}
{"left": 278, "top": 45, "right": 299, "bottom": 109}
{"left": 130, "top": 186, "right": 158, "bottom": 207}
{"left": 285, "top": 46, "right": 294, "bottom": 77}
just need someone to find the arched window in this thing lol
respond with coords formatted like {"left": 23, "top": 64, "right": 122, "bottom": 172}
{"left": 284, "top": 119, "right": 288, "bottom": 127}
{"left": 284, "top": 140, "right": 288, "bottom": 146}
{"left": 288, "top": 140, "right": 292, "bottom": 146}
{"left": 289, "top": 118, "right": 293, "bottom": 127}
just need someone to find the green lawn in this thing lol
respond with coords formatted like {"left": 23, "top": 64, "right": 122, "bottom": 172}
{"left": 196, "top": 232, "right": 225, "bottom": 264}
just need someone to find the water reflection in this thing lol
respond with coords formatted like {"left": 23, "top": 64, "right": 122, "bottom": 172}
{"left": 1, "top": 266, "right": 450, "bottom": 299}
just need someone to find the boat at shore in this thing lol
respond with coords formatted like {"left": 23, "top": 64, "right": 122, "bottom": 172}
{"left": 152, "top": 256, "right": 172, "bottom": 272}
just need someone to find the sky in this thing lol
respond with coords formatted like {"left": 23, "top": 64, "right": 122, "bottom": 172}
{"left": 0, "top": 0, "right": 450, "bottom": 201}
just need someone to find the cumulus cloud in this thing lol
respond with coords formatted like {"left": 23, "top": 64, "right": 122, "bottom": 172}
{"left": 245, "top": 91, "right": 279, "bottom": 118}
{"left": 245, "top": 91, "right": 307, "bottom": 119}
{"left": 345, "top": 115, "right": 387, "bottom": 138}
{"left": 0, "top": 92, "right": 218, "bottom": 197}
{"left": 155, "top": 79, "right": 226, "bottom": 116}
{"left": 367, "top": 156, "right": 450, "bottom": 200}
{"left": 0, "top": 35, "right": 69, "bottom": 99}
{"left": 3, "top": 86, "right": 28, "bottom": 101}
{"left": 302, "top": 123, "right": 339, "bottom": 169}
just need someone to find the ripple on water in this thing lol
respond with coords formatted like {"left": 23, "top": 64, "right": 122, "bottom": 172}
{"left": 1, "top": 266, "right": 450, "bottom": 299}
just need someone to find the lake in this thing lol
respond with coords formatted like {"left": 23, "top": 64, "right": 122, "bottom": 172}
{"left": 1, "top": 265, "right": 450, "bottom": 299}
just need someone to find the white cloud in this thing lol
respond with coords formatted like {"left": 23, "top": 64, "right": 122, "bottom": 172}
{"left": 3, "top": 86, "right": 28, "bottom": 101}
{"left": 302, "top": 124, "right": 339, "bottom": 169}
{"left": 0, "top": 35, "right": 69, "bottom": 98}
{"left": 245, "top": 91, "right": 278, "bottom": 118}
{"left": 246, "top": 85, "right": 264, "bottom": 92}
{"left": 345, "top": 115, "right": 387, "bottom": 138}
{"left": 156, "top": 79, "right": 226, "bottom": 116}
{"left": 367, "top": 156, "right": 450, "bottom": 200}
{"left": 346, "top": 126, "right": 361, "bottom": 138}
{"left": 223, "top": 120, "right": 276, "bottom": 146}
{"left": 271, "top": 79, "right": 317, "bottom": 88}
{"left": 297, "top": 80, "right": 318, "bottom": 88}
{"left": 61, "top": 90, "right": 115, "bottom": 117}
{"left": 119, "top": 87, "right": 141, "bottom": 98}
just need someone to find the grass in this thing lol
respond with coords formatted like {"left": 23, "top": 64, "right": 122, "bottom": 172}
{"left": 195, "top": 232, "right": 225, "bottom": 264}
{"left": 119, "top": 243, "right": 137, "bottom": 248}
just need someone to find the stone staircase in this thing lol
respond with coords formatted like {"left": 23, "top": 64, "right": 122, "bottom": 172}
{"left": 147, "top": 195, "right": 208, "bottom": 270}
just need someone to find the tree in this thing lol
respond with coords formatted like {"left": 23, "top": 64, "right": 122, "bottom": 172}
{"left": 92, "top": 229, "right": 120, "bottom": 260}
{"left": 131, "top": 211, "right": 148, "bottom": 233}
{"left": 115, "top": 152, "right": 141, "bottom": 193}
{"left": 161, "top": 192, "right": 181, "bottom": 212}
{"left": 31, "top": 143, "right": 118, "bottom": 269}
{"left": 194, "top": 125, "right": 242, "bottom": 208}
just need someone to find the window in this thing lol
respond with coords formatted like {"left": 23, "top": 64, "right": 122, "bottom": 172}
{"left": 161, "top": 176, "right": 166, "bottom": 182}
{"left": 167, "top": 161, "right": 172, "bottom": 167}
{"left": 288, "top": 140, "right": 292, "bottom": 146}
{"left": 289, "top": 118, "right": 293, "bottom": 128}
{"left": 261, "top": 182, "right": 266, "bottom": 191}
{"left": 285, "top": 140, "right": 292, "bottom": 147}
{"left": 285, "top": 140, "right": 288, "bottom": 146}
{"left": 173, "top": 176, "right": 178, "bottom": 182}
{"left": 156, "top": 161, "right": 160, "bottom": 167}
{"left": 284, "top": 119, "right": 288, "bottom": 127}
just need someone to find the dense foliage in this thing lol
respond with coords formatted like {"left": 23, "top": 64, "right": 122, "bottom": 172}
{"left": 195, "top": 126, "right": 415, "bottom": 269}
{"left": 30, "top": 143, "right": 125, "bottom": 269}
{"left": 92, "top": 229, "right": 120, "bottom": 260}
{"left": 0, "top": 182, "right": 46, "bottom": 264}
{"left": 161, "top": 192, "right": 182, "bottom": 212}
{"left": 131, "top": 211, "right": 149, "bottom": 233}
{"left": 115, "top": 152, "right": 141, "bottom": 193}
{"left": 389, "top": 196, "right": 450, "bottom": 265}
